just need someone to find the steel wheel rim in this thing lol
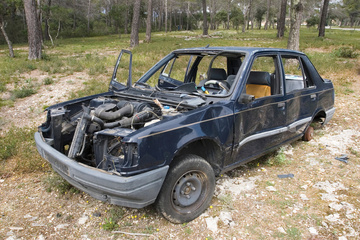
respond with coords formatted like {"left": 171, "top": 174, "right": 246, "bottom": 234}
{"left": 172, "top": 171, "right": 207, "bottom": 211}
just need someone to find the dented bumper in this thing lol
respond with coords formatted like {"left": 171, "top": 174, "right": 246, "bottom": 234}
{"left": 34, "top": 132, "right": 168, "bottom": 208}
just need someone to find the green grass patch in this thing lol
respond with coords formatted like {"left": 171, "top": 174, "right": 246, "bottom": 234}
{"left": 332, "top": 46, "right": 359, "bottom": 58}
{"left": 0, "top": 127, "right": 46, "bottom": 174}
{"left": 12, "top": 86, "right": 37, "bottom": 99}
{"left": 44, "top": 77, "right": 54, "bottom": 85}
{"left": 266, "top": 147, "right": 290, "bottom": 166}
{"left": 43, "top": 172, "right": 80, "bottom": 194}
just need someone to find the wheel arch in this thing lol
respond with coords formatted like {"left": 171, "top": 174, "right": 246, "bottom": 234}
{"left": 171, "top": 138, "right": 223, "bottom": 176}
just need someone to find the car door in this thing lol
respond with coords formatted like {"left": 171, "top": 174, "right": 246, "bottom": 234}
{"left": 280, "top": 54, "right": 317, "bottom": 140}
{"left": 225, "top": 53, "right": 287, "bottom": 167}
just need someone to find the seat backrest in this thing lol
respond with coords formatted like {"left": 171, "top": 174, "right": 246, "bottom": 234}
{"left": 246, "top": 71, "right": 271, "bottom": 99}
{"left": 208, "top": 68, "right": 227, "bottom": 81}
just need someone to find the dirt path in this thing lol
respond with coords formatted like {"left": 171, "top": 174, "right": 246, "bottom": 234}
{"left": 1, "top": 68, "right": 359, "bottom": 239}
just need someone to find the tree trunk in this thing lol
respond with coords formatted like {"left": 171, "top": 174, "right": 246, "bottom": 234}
{"left": 87, "top": 0, "right": 91, "bottom": 33}
{"left": 287, "top": 0, "right": 303, "bottom": 51}
{"left": 277, "top": 0, "right": 287, "bottom": 38}
{"left": 0, "top": 21, "right": 14, "bottom": 58}
{"left": 47, "top": 19, "right": 54, "bottom": 46}
{"left": 318, "top": 0, "right": 330, "bottom": 37}
{"left": 186, "top": 1, "right": 190, "bottom": 30}
{"left": 44, "top": 0, "right": 51, "bottom": 41}
{"left": 124, "top": 0, "right": 129, "bottom": 34}
{"left": 130, "top": 0, "right": 141, "bottom": 48}
{"left": 264, "top": 0, "right": 271, "bottom": 30}
{"left": 165, "top": 0, "right": 168, "bottom": 32}
{"left": 202, "top": 0, "right": 208, "bottom": 35}
{"left": 24, "top": 0, "right": 42, "bottom": 60}
{"left": 146, "top": 0, "right": 152, "bottom": 43}
{"left": 210, "top": 0, "right": 215, "bottom": 30}
{"left": 247, "top": 0, "right": 252, "bottom": 30}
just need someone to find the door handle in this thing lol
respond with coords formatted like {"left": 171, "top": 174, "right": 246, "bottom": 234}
{"left": 310, "top": 94, "right": 316, "bottom": 100}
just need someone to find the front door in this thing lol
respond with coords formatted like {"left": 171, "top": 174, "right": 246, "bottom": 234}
{"left": 226, "top": 54, "right": 287, "bottom": 167}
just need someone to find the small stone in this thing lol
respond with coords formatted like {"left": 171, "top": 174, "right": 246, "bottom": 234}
{"left": 300, "top": 185, "right": 308, "bottom": 190}
{"left": 205, "top": 217, "right": 219, "bottom": 233}
{"left": 329, "top": 202, "right": 343, "bottom": 211}
{"left": 55, "top": 224, "right": 69, "bottom": 230}
{"left": 309, "top": 227, "right": 318, "bottom": 235}
{"left": 338, "top": 237, "right": 347, "bottom": 240}
{"left": 266, "top": 186, "right": 277, "bottom": 192}
{"left": 219, "top": 211, "right": 233, "bottom": 226}
{"left": 37, "top": 235, "right": 45, "bottom": 240}
{"left": 325, "top": 213, "right": 340, "bottom": 222}
{"left": 92, "top": 212, "right": 101, "bottom": 217}
{"left": 322, "top": 221, "right": 329, "bottom": 228}
{"left": 277, "top": 227, "right": 286, "bottom": 234}
{"left": 9, "top": 227, "right": 23, "bottom": 231}
{"left": 78, "top": 215, "right": 88, "bottom": 225}
{"left": 300, "top": 194, "right": 309, "bottom": 201}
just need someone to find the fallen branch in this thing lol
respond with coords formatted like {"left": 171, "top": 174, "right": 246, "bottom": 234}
{"left": 111, "top": 230, "right": 152, "bottom": 237}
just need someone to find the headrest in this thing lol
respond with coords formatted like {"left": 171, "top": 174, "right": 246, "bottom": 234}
{"left": 208, "top": 68, "right": 227, "bottom": 80}
{"left": 247, "top": 71, "right": 271, "bottom": 85}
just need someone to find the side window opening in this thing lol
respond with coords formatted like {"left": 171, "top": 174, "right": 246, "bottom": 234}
{"left": 281, "top": 55, "right": 314, "bottom": 93}
{"left": 246, "top": 55, "right": 281, "bottom": 99}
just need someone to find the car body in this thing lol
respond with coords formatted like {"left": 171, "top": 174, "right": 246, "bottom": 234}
{"left": 35, "top": 47, "right": 335, "bottom": 223}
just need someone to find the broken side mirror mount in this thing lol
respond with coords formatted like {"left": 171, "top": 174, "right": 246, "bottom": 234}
{"left": 239, "top": 94, "right": 255, "bottom": 104}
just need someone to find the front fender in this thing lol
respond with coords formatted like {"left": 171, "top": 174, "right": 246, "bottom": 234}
{"left": 132, "top": 102, "right": 235, "bottom": 171}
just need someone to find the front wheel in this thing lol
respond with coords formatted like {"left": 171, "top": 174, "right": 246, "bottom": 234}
{"left": 156, "top": 154, "right": 215, "bottom": 223}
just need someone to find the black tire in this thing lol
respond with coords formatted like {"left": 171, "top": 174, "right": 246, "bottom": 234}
{"left": 302, "top": 126, "right": 314, "bottom": 141}
{"left": 156, "top": 154, "right": 215, "bottom": 223}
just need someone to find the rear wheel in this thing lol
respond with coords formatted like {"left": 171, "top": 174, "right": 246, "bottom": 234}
{"left": 303, "top": 126, "right": 314, "bottom": 141}
{"left": 156, "top": 154, "right": 215, "bottom": 223}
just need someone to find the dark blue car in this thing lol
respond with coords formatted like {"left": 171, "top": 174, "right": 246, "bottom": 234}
{"left": 35, "top": 47, "right": 335, "bottom": 223}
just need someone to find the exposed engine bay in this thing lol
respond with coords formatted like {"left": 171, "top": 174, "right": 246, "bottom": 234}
{"left": 40, "top": 96, "right": 184, "bottom": 174}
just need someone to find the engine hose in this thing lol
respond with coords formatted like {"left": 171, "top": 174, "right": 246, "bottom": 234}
{"left": 68, "top": 106, "right": 91, "bottom": 159}
{"left": 95, "top": 101, "right": 134, "bottom": 121}
{"left": 102, "top": 108, "right": 153, "bottom": 129}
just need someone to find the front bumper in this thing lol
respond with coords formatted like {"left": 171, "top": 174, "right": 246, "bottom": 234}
{"left": 34, "top": 132, "right": 168, "bottom": 208}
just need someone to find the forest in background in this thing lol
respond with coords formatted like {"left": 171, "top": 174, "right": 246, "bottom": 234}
{"left": 0, "top": 0, "right": 359, "bottom": 46}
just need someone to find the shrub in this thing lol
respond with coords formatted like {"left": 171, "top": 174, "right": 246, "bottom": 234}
{"left": 332, "top": 47, "right": 359, "bottom": 58}
{"left": 12, "top": 87, "right": 37, "bottom": 99}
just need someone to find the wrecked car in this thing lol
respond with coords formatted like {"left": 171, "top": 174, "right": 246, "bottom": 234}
{"left": 35, "top": 47, "right": 335, "bottom": 223}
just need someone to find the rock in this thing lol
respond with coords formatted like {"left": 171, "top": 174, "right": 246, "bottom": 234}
{"left": 338, "top": 237, "right": 347, "bottom": 240}
{"left": 205, "top": 217, "right": 219, "bottom": 233}
{"left": 9, "top": 227, "right": 23, "bottom": 231}
{"left": 55, "top": 224, "right": 69, "bottom": 230}
{"left": 325, "top": 213, "right": 341, "bottom": 223}
{"left": 309, "top": 227, "right": 318, "bottom": 235}
{"left": 92, "top": 212, "right": 101, "bottom": 217}
{"left": 37, "top": 235, "right": 45, "bottom": 240}
{"left": 78, "top": 215, "right": 88, "bottom": 225}
{"left": 219, "top": 212, "right": 233, "bottom": 226}
{"left": 314, "top": 181, "right": 348, "bottom": 193}
{"left": 329, "top": 202, "right": 343, "bottom": 211}
{"left": 216, "top": 176, "right": 260, "bottom": 196}
{"left": 266, "top": 186, "right": 277, "bottom": 192}
{"left": 277, "top": 227, "right": 286, "bottom": 234}
{"left": 300, "top": 194, "right": 309, "bottom": 201}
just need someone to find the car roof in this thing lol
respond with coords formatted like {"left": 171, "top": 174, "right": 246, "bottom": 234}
{"left": 172, "top": 46, "right": 304, "bottom": 55}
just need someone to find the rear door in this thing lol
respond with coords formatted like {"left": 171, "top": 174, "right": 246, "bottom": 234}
{"left": 280, "top": 54, "right": 317, "bottom": 140}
